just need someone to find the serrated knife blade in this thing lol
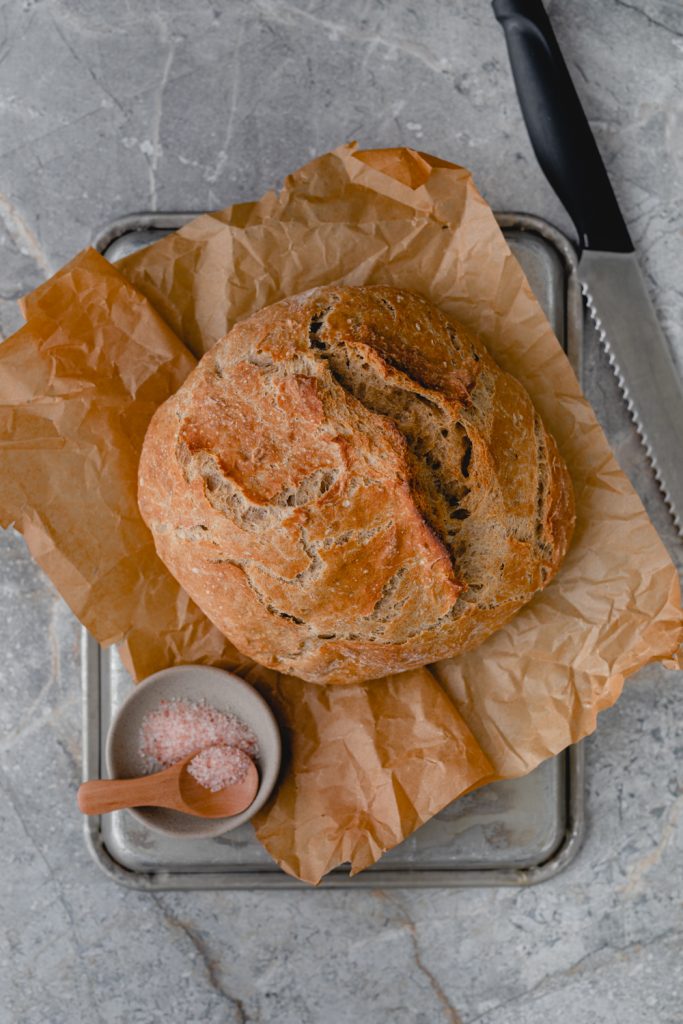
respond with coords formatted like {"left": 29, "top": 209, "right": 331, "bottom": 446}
{"left": 494, "top": 0, "right": 683, "bottom": 536}
{"left": 580, "top": 251, "right": 683, "bottom": 534}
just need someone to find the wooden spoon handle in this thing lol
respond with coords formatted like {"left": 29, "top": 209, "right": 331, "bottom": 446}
{"left": 77, "top": 776, "right": 161, "bottom": 814}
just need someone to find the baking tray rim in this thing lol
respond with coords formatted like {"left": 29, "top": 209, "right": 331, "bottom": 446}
{"left": 91, "top": 210, "right": 583, "bottom": 381}
{"left": 83, "top": 209, "right": 585, "bottom": 890}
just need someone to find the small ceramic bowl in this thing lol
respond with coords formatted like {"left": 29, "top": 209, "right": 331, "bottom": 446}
{"left": 106, "top": 665, "right": 281, "bottom": 839}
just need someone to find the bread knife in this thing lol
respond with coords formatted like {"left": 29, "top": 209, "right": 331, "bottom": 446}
{"left": 493, "top": 0, "right": 683, "bottom": 537}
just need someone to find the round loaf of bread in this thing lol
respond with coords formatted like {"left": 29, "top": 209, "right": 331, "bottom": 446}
{"left": 138, "top": 286, "right": 574, "bottom": 685}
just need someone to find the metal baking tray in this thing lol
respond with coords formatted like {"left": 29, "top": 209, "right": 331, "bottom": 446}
{"left": 83, "top": 211, "right": 585, "bottom": 889}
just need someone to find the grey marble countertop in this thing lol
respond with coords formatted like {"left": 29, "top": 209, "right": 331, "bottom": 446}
{"left": 1, "top": 2, "right": 682, "bottom": 1021}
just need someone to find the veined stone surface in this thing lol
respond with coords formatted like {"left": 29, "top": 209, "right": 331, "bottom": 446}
{"left": 0, "top": 2, "right": 681, "bottom": 1021}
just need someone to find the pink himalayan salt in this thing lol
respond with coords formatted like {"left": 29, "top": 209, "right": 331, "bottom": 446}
{"left": 139, "top": 697, "right": 258, "bottom": 772}
{"left": 188, "top": 744, "right": 252, "bottom": 791}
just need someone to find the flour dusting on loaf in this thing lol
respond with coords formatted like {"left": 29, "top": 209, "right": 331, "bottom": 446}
{"left": 138, "top": 286, "right": 575, "bottom": 684}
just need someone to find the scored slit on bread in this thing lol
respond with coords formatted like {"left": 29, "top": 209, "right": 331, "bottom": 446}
{"left": 138, "top": 285, "right": 575, "bottom": 684}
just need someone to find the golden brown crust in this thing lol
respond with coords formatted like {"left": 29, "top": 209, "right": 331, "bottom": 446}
{"left": 138, "top": 286, "right": 575, "bottom": 684}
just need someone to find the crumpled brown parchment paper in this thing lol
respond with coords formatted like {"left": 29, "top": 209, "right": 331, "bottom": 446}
{"left": 2, "top": 143, "right": 681, "bottom": 884}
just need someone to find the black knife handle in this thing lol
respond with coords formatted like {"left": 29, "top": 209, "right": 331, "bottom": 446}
{"left": 493, "top": 0, "right": 633, "bottom": 253}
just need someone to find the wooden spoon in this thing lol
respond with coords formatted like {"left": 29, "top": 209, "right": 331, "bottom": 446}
{"left": 77, "top": 747, "right": 259, "bottom": 819}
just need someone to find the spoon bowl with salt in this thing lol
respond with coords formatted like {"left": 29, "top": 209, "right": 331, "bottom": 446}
{"left": 88, "top": 664, "right": 281, "bottom": 838}
{"left": 78, "top": 745, "right": 259, "bottom": 819}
